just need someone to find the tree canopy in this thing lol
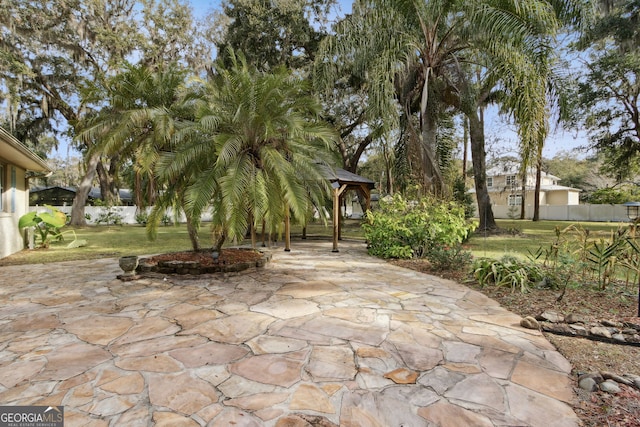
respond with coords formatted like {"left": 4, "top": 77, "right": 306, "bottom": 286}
{"left": 571, "top": 0, "right": 640, "bottom": 181}
{"left": 5, "top": 0, "right": 635, "bottom": 234}
{"left": 315, "top": 0, "right": 588, "bottom": 230}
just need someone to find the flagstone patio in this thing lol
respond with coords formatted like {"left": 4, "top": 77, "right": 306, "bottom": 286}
{"left": 0, "top": 240, "right": 580, "bottom": 426}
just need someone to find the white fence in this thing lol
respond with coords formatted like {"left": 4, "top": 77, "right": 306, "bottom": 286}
{"left": 489, "top": 204, "right": 631, "bottom": 223}
{"left": 28, "top": 206, "right": 214, "bottom": 225}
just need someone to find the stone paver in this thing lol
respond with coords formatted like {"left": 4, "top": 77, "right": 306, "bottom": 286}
{"left": 0, "top": 240, "right": 580, "bottom": 426}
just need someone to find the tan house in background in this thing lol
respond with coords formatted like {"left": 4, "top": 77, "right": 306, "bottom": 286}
{"left": 0, "top": 127, "right": 51, "bottom": 258}
{"left": 471, "top": 160, "right": 581, "bottom": 219}
{"left": 485, "top": 162, "right": 581, "bottom": 207}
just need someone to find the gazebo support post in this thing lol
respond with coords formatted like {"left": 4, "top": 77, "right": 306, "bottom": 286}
{"left": 284, "top": 205, "right": 291, "bottom": 252}
{"left": 332, "top": 184, "right": 347, "bottom": 252}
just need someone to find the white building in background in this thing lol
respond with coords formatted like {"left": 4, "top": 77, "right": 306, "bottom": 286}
{"left": 469, "top": 159, "right": 584, "bottom": 220}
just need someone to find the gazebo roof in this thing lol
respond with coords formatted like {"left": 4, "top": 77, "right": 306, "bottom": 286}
{"left": 320, "top": 165, "right": 376, "bottom": 188}
{"left": 314, "top": 165, "right": 375, "bottom": 253}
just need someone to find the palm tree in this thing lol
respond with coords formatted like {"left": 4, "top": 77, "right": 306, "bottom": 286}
{"left": 153, "top": 50, "right": 337, "bottom": 251}
{"left": 76, "top": 63, "right": 188, "bottom": 210}
{"left": 316, "top": 0, "right": 587, "bottom": 231}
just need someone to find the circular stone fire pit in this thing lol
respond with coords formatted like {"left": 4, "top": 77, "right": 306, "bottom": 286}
{"left": 137, "top": 248, "right": 271, "bottom": 275}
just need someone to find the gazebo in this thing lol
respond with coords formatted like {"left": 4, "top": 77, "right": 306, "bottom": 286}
{"left": 283, "top": 166, "right": 376, "bottom": 252}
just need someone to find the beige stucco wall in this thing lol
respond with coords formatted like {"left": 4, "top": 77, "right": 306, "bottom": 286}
{"left": 488, "top": 189, "right": 580, "bottom": 208}
{"left": 0, "top": 165, "right": 28, "bottom": 258}
{"left": 547, "top": 191, "right": 569, "bottom": 205}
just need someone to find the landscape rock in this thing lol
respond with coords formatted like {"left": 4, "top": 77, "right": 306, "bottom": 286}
{"left": 599, "top": 380, "right": 621, "bottom": 394}
{"left": 589, "top": 326, "right": 612, "bottom": 339}
{"left": 612, "top": 333, "right": 626, "bottom": 343}
{"left": 568, "top": 324, "right": 588, "bottom": 336}
{"left": 564, "top": 313, "right": 588, "bottom": 324}
{"left": 623, "top": 321, "right": 640, "bottom": 331}
{"left": 578, "top": 372, "right": 604, "bottom": 384}
{"left": 601, "top": 320, "right": 621, "bottom": 328}
{"left": 541, "top": 323, "right": 574, "bottom": 335}
{"left": 602, "top": 372, "right": 634, "bottom": 387}
{"left": 538, "top": 315, "right": 640, "bottom": 346}
{"left": 520, "top": 316, "right": 539, "bottom": 330}
{"left": 578, "top": 377, "right": 598, "bottom": 392}
{"left": 536, "top": 311, "right": 564, "bottom": 323}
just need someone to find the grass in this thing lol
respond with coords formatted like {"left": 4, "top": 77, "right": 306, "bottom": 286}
{"left": 0, "top": 219, "right": 367, "bottom": 266}
{"left": 467, "top": 219, "right": 628, "bottom": 260}
{"left": 0, "top": 218, "right": 632, "bottom": 266}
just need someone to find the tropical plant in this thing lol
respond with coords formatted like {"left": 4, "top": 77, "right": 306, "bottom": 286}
{"left": 18, "top": 206, "right": 86, "bottom": 249}
{"left": 94, "top": 206, "right": 125, "bottom": 226}
{"left": 362, "top": 193, "right": 476, "bottom": 259}
{"left": 151, "top": 50, "right": 337, "bottom": 251}
{"left": 472, "top": 256, "right": 545, "bottom": 293}
{"left": 135, "top": 211, "right": 149, "bottom": 225}
{"left": 77, "top": 63, "right": 189, "bottom": 210}
{"left": 586, "top": 230, "right": 627, "bottom": 289}
{"left": 426, "top": 244, "right": 473, "bottom": 272}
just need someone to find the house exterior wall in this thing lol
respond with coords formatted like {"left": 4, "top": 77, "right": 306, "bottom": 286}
{"left": 0, "top": 127, "right": 50, "bottom": 259}
{"left": 567, "top": 191, "right": 580, "bottom": 205}
{"left": 484, "top": 165, "right": 579, "bottom": 210}
{"left": 0, "top": 164, "right": 28, "bottom": 258}
{"left": 486, "top": 189, "right": 574, "bottom": 207}
{"left": 547, "top": 191, "right": 569, "bottom": 205}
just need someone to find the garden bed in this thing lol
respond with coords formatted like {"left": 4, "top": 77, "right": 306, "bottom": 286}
{"left": 138, "top": 248, "right": 270, "bottom": 275}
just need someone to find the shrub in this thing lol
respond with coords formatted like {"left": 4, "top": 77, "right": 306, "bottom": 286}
{"left": 472, "top": 255, "right": 545, "bottom": 293}
{"left": 135, "top": 211, "right": 149, "bottom": 225}
{"left": 362, "top": 194, "right": 477, "bottom": 259}
{"left": 95, "top": 206, "right": 124, "bottom": 226}
{"left": 426, "top": 244, "right": 473, "bottom": 271}
{"left": 452, "top": 176, "right": 475, "bottom": 219}
{"left": 586, "top": 187, "right": 640, "bottom": 204}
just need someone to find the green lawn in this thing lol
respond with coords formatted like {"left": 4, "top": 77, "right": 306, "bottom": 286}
{"left": 467, "top": 219, "right": 629, "bottom": 260}
{"left": 0, "top": 218, "right": 631, "bottom": 266}
{"left": 0, "top": 219, "right": 365, "bottom": 266}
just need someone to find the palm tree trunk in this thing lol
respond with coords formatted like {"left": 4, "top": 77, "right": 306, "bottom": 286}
{"left": 533, "top": 158, "right": 542, "bottom": 221}
{"left": 135, "top": 170, "right": 143, "bottom": 209}
{"left": 520, "top": 174, "right": 526, "bottom": 220}
{"left": 69, "top": 152, "right": 101, "bottom": 226}
{"left": 462, "top": 117, "right": 469, "bottom": 177}
{"left": 468, "top": 112, "right": 497, "bottom": 232}
{"left": 214, "top": 233, "right": 226, "bottom": 253}
{"left": 249, "top": 212, "right": 257, "bottom": 248}
{"left": 185, "top": 215, "right": 201, "bottom": 252}
{"left": 95, "top": 157, "right": 118, "bottom": 205}
{"left": 420, "top": 112, "right": 445, "bottom": 195}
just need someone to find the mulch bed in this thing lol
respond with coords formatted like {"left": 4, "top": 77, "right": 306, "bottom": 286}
{"left": 138, "top": 248, "right": 268, "bottom": 275}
